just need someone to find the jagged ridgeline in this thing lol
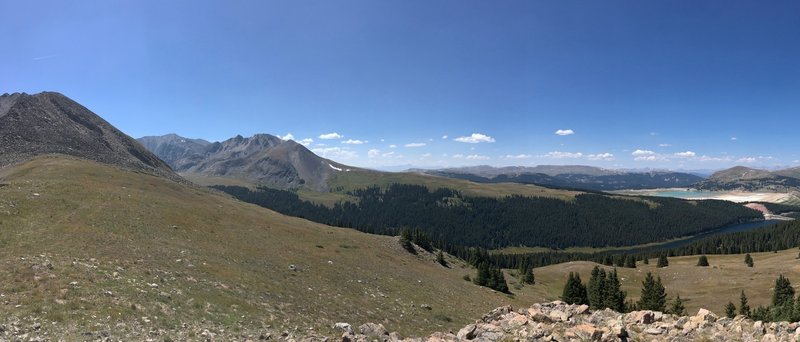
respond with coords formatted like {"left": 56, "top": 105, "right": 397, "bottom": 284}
{"left": 213, "top": 184, "right": 761, "bottom": 249}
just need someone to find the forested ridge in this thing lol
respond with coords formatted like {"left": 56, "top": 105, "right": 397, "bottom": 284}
{"left": 214, "top": 183, "right": 760, "bottom": 249}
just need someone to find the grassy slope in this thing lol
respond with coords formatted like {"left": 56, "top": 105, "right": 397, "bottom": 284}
{"left": 0, "top": 156, "right": 543, "bottom": 338}
{"left": 528, "top": 249, "right": 800, "bottom": 315}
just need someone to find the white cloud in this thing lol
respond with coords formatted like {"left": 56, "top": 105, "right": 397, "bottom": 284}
{"left": 389, "top": 144, "right": 397, "bottom": 148}
{"left": 542, "top": 151, "right": 584, "bottom": 159}
{"left": 697, "top": 155, "right": 732, "bottom": 162}
{"left": 674, "top": 151, "right": 697, "bottom": 158}
{"left": 421, "top": 153, "right": 432, "bottom": 158}
{"left": 405, "top": 142, "right": 427, "bottom": 148}
{"left": 441, "top": 135, "right": 448, "bottom": 139}
{"left": 279, "top": 133, "right": 294, "bottom": 141}
{"left": 342, "top": 139, "right": 367, "bottom": 145}
{"left": 454, "top": 133, "right": 496, "bottom": 143}
{"left": 311, "top": 147, "right": 358, "bottom": 160}
{"left": 453, "top": 154, "right": 490, "bottom": 160}
{"left": 632, "top": 149, "right": 656, "bottom": 156}
{"left": 737, "top": 157, "right": 757, "bottom": 163}
{"left": 319, "top": 132, "right": 343, "bottom": 140}
{"left": 731, "top": 137, "right": 738, "bottom": 141}
{"left": 368, "top": 149, "right": 380, "bottom": 158}
{"left": 649, "top": 132, "right": 658, "bottom": 136}
{"left": 298, "top": 138, "right": 314, "bottom": 146}
{"left": 554, "top": 129, "right": 575, "bottom": 136}
{"left": 587, "top": 153, "right": 615, "bottom": 161}
{"left": 659, "top": 143, "right": 672, "bottom": 147}
{"left": 632, "top": 150, "right": 665, "bottom": 161}
{"left": 502, "top": 154, "right": 533, "bottom": 159}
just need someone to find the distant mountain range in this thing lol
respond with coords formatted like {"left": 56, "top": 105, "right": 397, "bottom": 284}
{"left": 138, "top": 133, "right": 356, "bottom": 191}
{"left": 694, "top": 166, "right": 800, "bottom": 192}
{"left": 414, "top": 165, "right": 705, "bottom": 191}
{"left": 0, "top": 92, "right": 180, "bottom": 182}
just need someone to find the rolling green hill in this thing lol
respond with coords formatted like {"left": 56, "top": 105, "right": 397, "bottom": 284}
{"left": 0, "top": 156, "right": 543, "bottom": 339}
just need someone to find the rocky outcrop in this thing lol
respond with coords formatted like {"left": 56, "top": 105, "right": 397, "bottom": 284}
{"left": 343, "top": 301, "right": 800, "bottom": 341}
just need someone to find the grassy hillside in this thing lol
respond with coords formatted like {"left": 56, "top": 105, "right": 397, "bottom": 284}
{"left": 0, "top": 156, "right": 543, "bottom": 338}
{"left": 527, "top": 249, "right": 800, "bottom": 316}
{"left": 327, "top": 170, "right": 582, "bottom": 200}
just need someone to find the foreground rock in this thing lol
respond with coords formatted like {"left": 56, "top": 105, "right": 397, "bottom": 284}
{"left": 344, "top": 301, "right": 800, "bottom": 341}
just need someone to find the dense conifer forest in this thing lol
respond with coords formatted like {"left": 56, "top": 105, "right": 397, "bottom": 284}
{"left": 214, "top": 184, "right": 760, "bottom": 249}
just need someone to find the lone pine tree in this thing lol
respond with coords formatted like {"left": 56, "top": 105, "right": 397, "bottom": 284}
{"left": 637, "top": 272, "right": 667, "bottom": 311}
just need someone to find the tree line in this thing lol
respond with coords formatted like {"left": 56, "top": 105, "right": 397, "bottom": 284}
{"left": 213, "top": 184, "right": 760, "bottom": 249}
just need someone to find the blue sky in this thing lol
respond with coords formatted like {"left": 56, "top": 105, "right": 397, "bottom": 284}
{"left": 2, "top": 1, "right": 799, "bottom": 170}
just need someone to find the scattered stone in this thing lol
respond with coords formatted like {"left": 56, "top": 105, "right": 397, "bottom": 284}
{"left": 333, "top": 322, "right": 352, "bottom": 334}
{"left": 420, "top": 304, "right": 432, "bottom": 310}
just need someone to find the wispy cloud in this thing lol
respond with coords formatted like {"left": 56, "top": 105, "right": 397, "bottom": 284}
{"left": 554, "top": 129, "right": 575, "bottom": 136}
{"left": 736, "top": 157, "right": 756, "bottom": 163}
{"left": 632, "top": 149, "right": 656, "bottom": 156}
{"left": 541, "top": 151, "right": 583, "bottom": 159}
{"left": 674, "top": 151, "right": 696, "bottom": 158}
{"left": 311, "top": 147, "right": 357, "bottom": 159}
{"left": 279, "top": 133, "right": 294, "bottom": 141}
{"left": 587, "top": 153, "right": 615, "bottom": 161}
{"left": 502, "top": 154, "right": 532, "bottom": 159}
{"left": 441, "top": 135, "right": 448, "bottom": 139}
{"left": 405, "top": 142, "right": 427, "bottom": 148}
{"left": 368, "top": 149, "right": 380, "bottom": 158}
{"left": 659, "top": 143, "right": 672, "bottom": 147}
{"left": 731, "top": 137, "right": 738, "bottom": 141}
{"left": 389, "top": 144, "right": 397, "bottom": 148}
{"left": 319, "top": 132, "right": 343, "bottom": 140}
{"left": 342, "top": 139, "right": 367, "bottom": 145}
{"left": 454, "top": 133, "right": 496, "bottom": 143}
{"left": 453, "top": 154, "right": 490, "bottom": 160}
{"left": 298, "top": 138, "right": 314, "bottom": 146}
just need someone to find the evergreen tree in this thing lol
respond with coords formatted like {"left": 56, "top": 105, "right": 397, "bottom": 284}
{"left": 561, "top": 272, "right": 588, "bottom": 305}
{"left": 670, "top": 295, "right": 687, "bottom": 316}
{"left": 637, "top": 272, "right": 667, "bottom": 311}
{"left": 521, "top": 267, "right": 535, "bottom": 285}
{"left": 614, "top": 256, "right": 625, "bottom": 268}
{"left": 772, "top": 275, "right": 795, "bottom": 307}
{"left": 643, "top": 257, "right": 649, "bottom": 265}
{"left": 725, "top": 302, "right": 737, "bottom": 318}
{"left": 587, "top": 266, "right": 607, "bottom": 310}
{"left": 657, "top": 255, "right": 669, "bottom": 268}
{"left": 697, "top": 255, "right": 709, "bottom": 267}
{"left": 745, "top": 253, "right": 754, "bottom": 267}
{"left": 605, "top": 268, "right": 627, "bottom": 312}
{"left": 602, "top": 256, "right": 613, "bottom": 266}
{"left": 399, "top": 229, "right": 415, "bottom": 254}
{"left": 739, "top": 290, "right": 751, "bottom": 317}
{"left": 624, "top": 255, "right": 637, "bottom": 268}
{"left": 474, "top": 262, "right": 490, "bottom": 287}
{"left": 436, "top": 250, "right": 448, "bottom": 267}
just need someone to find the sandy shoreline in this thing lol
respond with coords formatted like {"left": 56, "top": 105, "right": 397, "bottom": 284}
{"left": 613, "top": 188, "right": 793, "bottom": 203}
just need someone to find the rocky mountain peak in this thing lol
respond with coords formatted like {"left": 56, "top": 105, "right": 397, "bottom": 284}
{"left": 0, "top": 91, "right": 181, "bottom": 182}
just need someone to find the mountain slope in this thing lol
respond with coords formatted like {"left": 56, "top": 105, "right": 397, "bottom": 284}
{"left": 694, "top": 166, "right": 800, "bottom": 192}
{"left": 0, "top": 92, "right": 179, "bottom": 182}
{"left": 139, "top": 133, "right": 354, "bottom": 191}
{"left": 0, "top": 156, "right": 535, "bottom": 339}
{"left": 137, "top": 133, "right": 211, "bottom": 170}
{"left": 419, "top": 166, "right": 704, "bottom": 191}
